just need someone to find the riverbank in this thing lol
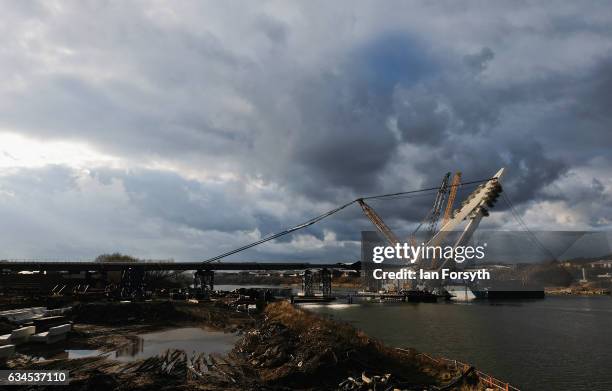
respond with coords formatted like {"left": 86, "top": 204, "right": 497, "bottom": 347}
{"left": 0, "top": 299, "right": 500, "bottom": 390}
{"left": 308, "top": 296, "right": 612, "bottom": 391}
{"left": 4, "top": 301, "right": 524, "bottom": 390}
{"left": 545, "top": 286, "right": 611, "bottom": 295}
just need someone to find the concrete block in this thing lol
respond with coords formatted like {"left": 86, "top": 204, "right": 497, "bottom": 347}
{"left": 0, "top": 344, "right": 15, "bottom": 359}
{"left": 49, "top": 324, "right": 71, "bottom": 336}
{"left": 31, "top": 323, "right": 71, "bottom": 344}
{"left": 10, "top": 326, "right": 36, "bottom": 344}
{"left": 0, "top": 334, "right": 11, "bottom": 345}
{"left": 30, "top": 332, "right": 49, "bottom": 343}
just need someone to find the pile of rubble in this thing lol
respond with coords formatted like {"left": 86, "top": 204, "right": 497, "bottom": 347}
{"left": 233, "top": 302, "right": 474, "bottom": 390}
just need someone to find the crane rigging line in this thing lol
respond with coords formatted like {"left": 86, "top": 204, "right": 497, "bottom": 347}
{"left": 360, "top": 178, "right": 493, "bottom": 200}
{"left": 501, "top": 192, "right": 558, "bottom": 262}
{"left": 364, "top": 181, "right": 482, "bottom": 202}
{"left": 202, "top": 177, "right": 495, "bottom": 264}
{"left": 202, "top": 200, "right": 356, "bottom": 264}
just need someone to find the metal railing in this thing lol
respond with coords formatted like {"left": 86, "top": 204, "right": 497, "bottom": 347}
{"left": 396, "top": 349, "right": 520, "bottom": 391}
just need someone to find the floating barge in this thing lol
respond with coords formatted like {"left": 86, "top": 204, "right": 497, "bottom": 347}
{"left": 291, "top": 295, "right": 336, "bottom": 304}
{"left": 474, "top": 289, "right": 545, "bottom": 300}
{"left": 473, "top": 280, "right": 545, "bottom": 300}
{"left": 350, "top": 290, "right": 439, "bottom": 303}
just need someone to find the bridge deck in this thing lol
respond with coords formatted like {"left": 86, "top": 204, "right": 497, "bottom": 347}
{"left": 0, "top": 261, "right": 361, "bottom": 272}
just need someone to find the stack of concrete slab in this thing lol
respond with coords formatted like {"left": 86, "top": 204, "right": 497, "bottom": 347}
{"left": 0, "top": 307, "right": 47, "bottom": 324}
{"left": 0, "top": 326, "right": 36, "bottom": 345}
{"left": 43, "top": 306, "right": 72, "bottom": 317}
{"left": 33, "top": 316, "right": 69, "bottom": 333}
{"left": 31, "top": 307, "right": 47, "bottom": 316}
{"left": 30, "top": 324, "right": 71, "bottom": 344}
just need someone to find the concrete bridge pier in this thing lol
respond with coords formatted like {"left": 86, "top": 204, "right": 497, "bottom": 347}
{"left": 320, "top": 268, "right": 332, "bottom": 297}
{"left": 119, "top": 266, "right": 146, "bottom": 299}
{"left": 194, "top": 269, "right": 214, "bottom": 293}
{"left": 302, "top": 270, "right": 314, "bottom": 296}
{"left": 301, "top": 268, "right": 333, "bottom": 297}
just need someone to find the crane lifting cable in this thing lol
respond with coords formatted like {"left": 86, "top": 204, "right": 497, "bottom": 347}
{"left": 501, "top": 192, "right": 557, "bottom": 262}
{"left": 202, "top": 200, "right": 355, "bottom": 264}
{"left": 201, "top": 177, "right": 495, "bottom": 264}
{"left": 405, "top": 172, "right": 451, "bottom": 248}
{"left": 361, "top": 178, "right": 491, "bottom": 201}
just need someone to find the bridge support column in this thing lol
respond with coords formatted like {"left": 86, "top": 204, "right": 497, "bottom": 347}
{"left": 320, "top": 268, "right": 332, "bottom": 297}
{"left": 302, "top": 270, "right": 314, "bottom": 296}
{"left": 194, "top": 270, "right": 214, "bottom": 292}
{"left": 120, "top": 266, "right": 146, "bottom": 299}
{"left": 301, "top": 269, "right": 333, "bottom": 297}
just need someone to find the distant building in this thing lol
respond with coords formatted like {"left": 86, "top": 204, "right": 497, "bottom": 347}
{"left": 486, "top": 264, "right": 513, "bottom": 270}
{"left": 590, "top": 260, "right": 612, "bottom": 269}
{"left": 339, "top": 269, "right": 360, "bottom": 277}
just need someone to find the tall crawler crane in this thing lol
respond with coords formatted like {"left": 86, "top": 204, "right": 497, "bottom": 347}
{"left": 359, "top": 172, "right": 454, "bottom": 248}
{"left": 358, "top": 169, "right": 504, "bottom": 270}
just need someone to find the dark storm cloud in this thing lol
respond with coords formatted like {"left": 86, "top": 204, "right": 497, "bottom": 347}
{"left": 90, "top": 168, "right": 274, "bottom": 233}
{"left": 394, "top": 47, "right": 500, "bottom": 145}
{"left": 0, "top": 1, "right": 611, "bottom": 259}
{"left": 464, "top": 47, "right": 495, "bottom": 73}
{"left": 253, "top": 33, "right": 440, "bottom": 199}
{"left": 289, "top": 70, "right": 397, "bottom": 194}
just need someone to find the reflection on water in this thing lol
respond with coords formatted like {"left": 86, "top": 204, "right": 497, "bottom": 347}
{"left": 114, "top": 327, "right": 238, "bottom": 361}
{"left": 308, "top": 296, "right": 612, "bottom": 391}
{"left": 298, "top": 303, "right": 354, "bottom": 310}
{"left": 68, "top": 349, "right": 106, "bottom": 359}
{"left": 26, "top": 328, "right": 236, "bottom": 362}
{"left": 116, "top": 337, "right": 144, "bottom": 357}
{"left": 31, "top": 348, "right": 107, "bottom": 361}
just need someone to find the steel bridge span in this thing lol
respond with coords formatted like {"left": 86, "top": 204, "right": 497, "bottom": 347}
{"left": 0, "top": 260, "right": 360, "bottom": 272}
{"left": 0, "top": 260, "right": 361, "bottom": 298}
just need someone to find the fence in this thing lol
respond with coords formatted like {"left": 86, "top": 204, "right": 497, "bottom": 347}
{"left": 395, "top": 349, "right": 520, "bottom": 391}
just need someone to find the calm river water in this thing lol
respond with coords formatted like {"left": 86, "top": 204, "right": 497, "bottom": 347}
{"left": 306, "top": 296, "right": 612, "bottom": 391}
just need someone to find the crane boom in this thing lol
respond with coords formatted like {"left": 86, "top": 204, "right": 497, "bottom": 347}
{"left": 357, "top": 199, "right": 399, "bottom": 246}
{"left": 425, "top": 172, "right": 451, "bottom": 241}
{"left": 429, "top": 168, "right": 504, "bottom": 248}
{"left": 358, "top": 168, "right": 504, "bottom": 271}
{"left": 412, "top": 168, "right": 504, "bottom": 271}
{"left": 442, "top": 172, "right": 462, "bottom": 225}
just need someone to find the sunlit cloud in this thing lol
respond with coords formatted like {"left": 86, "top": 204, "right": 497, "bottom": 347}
{"left": 0, "top": 132, "right": 119, "bottom": 170}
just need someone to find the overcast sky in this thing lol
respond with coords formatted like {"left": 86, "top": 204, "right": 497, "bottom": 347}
{"left": 0, "top": 1, "right": 610, "bottom": 261}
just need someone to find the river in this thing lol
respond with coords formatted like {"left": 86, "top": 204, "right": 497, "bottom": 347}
{"left": 305, "top": 296, "right": 612, "bottom": 391}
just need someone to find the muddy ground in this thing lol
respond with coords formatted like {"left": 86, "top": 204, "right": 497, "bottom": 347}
{"left": 2, "top": 299, "right": 486, "bottom": 390}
